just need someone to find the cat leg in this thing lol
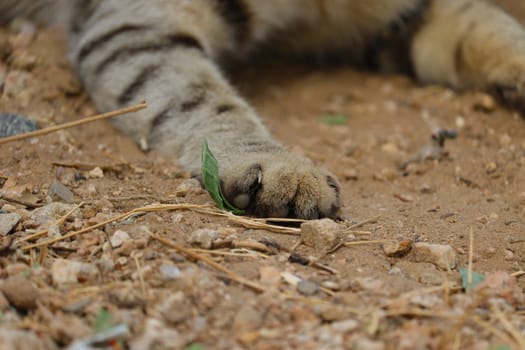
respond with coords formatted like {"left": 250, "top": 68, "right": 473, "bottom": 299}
{"left": 69, "top": 0, "right": 340, "bottom": 219}
{"left": 412, "top": 0, "right": 525, "bottom": 112}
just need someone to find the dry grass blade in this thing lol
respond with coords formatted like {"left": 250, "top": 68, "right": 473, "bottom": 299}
{"left": 467, "top": 226, "right": 474, "bottom": 293}
{"left": 491, "top": 303, "right": 525, "bottom": 348}
{"left": 510, "top": 270, "right": 524, "bottom": 278}
{"left": 0, "top": 194, "right": 44, "bottom": 208}
{"left": 52, "top": 161, "right": 129, "bottom": 172}
{"left": 134, "top": 255, "right": 147, "bottom": 298}
{"left": 0, "top": 102, "right": 147, "bottom": 145}
{"left": 397, "top": 284, "right": 461, "bottom": 301}
{"left": 190, "top": 248, "right": 268, "bottom": 259}
{"left": 16, "top": 202, "right": 83, "bottom": 244}
{"left": 344, "top": 239, "right": 388, "bottom": 247}
{"left": 252, "top": 217, "right": 306, "bottom": 223}
{"left": 470, "top": 315, "right": 516, "bottom": 347}
{"left": 153, "top": 234, "right": 267, "bottom": 293}
{"left": 192, "top": 207, "right": 301, "bottom": 235}
{"left": 346, "top": 215, "right": 381, "bottom": 231}
{"left": 20, "top": 203, "right": 212, "bottom": 251}
{"left": 385, "top": 309, "right": 458, "bottom": 318}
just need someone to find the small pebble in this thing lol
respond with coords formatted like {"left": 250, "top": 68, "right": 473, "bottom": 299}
{"left": 473, "top": 93, "right": 496, "bottom": 112}
{"left": 0, "top": 274, "right": 39, "bottom": 310}
{"left": 318, "top": 304, "right": 346, "bottom": 321}
{"left": 485, "top": 161, "right": 497, "bottom": 174}
{"left": 455, "top": 115, "right": 465, "bottom": 130}
{"left": 96, "top": 258, "right": 115, "bottom": 274}
{"left": 343, "top": 168, "right": 358, "bottom": 180}
{"left": 188, "top": 228, "right": 218, "bottom": 249}
{"left": 331, "top": 319, "right": 359, "bottom": 333}
{"left": 51, "top": 259, "right": 98, "bottom": 285}
{"left": 321, "top": 280, "right": 341, "bottom": 291}
{"left": 109, "top": 287, "right": 145, "bottom": 308}
{"left": 300, "top": 218, "right": 339, "bottom": 251}
{"left": 413, "top": 242, "right": 456, "bottom": 270}
{"left": 381, "top": 142, "right": 400, "bottom": 155}
{"left": 354, "top": 277, "right": 385, "bottom": 292}
{"left": 176, "top": 178, "right": 202, "bottom": 196}
{"left": 110, "top": 230, "right": 131, "bottom": 248}
{"left": 88, "top": 167, "right": 104, "bottom": 179}
{"left": 297, "top": 279, "right": 319, "bottom": 296}
{"left": 159, "top": 291, "right": 192, "bottom": 324}
{"left": 394, "top": 193, "right": 414, "bottom": 203}
{"left": 117, "top": 257, "right": 128, "bottom": 266}
{"left": 233, "top": 303, "right": 263, "bottom": 332}
{"left": 419, "top": 183, "right": 434, "bottom": 194}
{"left": 382, "top": 240, "right": 412, "bottom": 257}
{"left": 504, "top": 249, "right": 515, "bottom": 261}
{"left": 0, "top": 213, "right": 21, "bottom": 235}
{"left": 48, "top": 182, "right": 75, "bottom": 203}
{"left": 259, "top": 266, "right": 282, "bottom": 287}
{"left": 159, "top": 263, "right": 181, "bottom": 280}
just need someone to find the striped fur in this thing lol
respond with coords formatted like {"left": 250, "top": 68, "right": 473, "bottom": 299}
{"left": 2, "top": 0, "right": 525, "bottom": 218}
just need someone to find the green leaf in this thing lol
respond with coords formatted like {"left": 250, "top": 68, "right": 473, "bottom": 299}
{"left": 460, "top": 267, "right": 485, "bottom": 292}
{"left": 320, "top": 114, "right": 349, "bottom": 125}
{"left": 187, "top": 344, "right": 206, "bottom": 350}
{"left": 485, "top": 344, "right": 512, "bottom": 350}
{"left": 94, "top": 309, "right": 113, "bottom": 333}
{"left": 201, "top": 139, "right": 244, "bottom": 214}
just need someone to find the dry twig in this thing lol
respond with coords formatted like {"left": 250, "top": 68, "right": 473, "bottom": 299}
{"left": 0, "top": 102, "right": 147, "bottom": 145}
{"left": 467, "top": 226, "right": 474, "bottom": 293}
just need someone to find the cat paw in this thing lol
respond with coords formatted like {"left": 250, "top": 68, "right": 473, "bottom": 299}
{"left": 491, "top": 84, "right": 525, "bottom": 115}
{"left": 219, "top": 152, "right": 341, "bottom": 219}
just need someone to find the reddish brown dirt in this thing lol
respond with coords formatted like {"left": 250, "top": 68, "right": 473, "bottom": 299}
{"left": 0, "top": 2, "right": 524, "bottom": 349}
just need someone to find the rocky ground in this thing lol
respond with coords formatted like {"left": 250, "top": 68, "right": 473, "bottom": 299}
{"left": 0, "top": 3, "right": 525, "bottom": 350}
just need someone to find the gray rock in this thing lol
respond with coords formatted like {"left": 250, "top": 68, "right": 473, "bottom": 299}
{"left": 297, "top": 279, "right": 319, "bottom": 296}
{"left": 48, "top": 182, "right": 75, "bottom": 203}
{"left": 0, "top": 113, "right": 38, "bottom": 138}
{"left": 159, "top": 291, "right": 192, "bottom": 324}
{"left": 30, "top": 202, "right": 78, "bottom": 226}
{"left": 0, "top": 213, "right": 21, "bottom": 235}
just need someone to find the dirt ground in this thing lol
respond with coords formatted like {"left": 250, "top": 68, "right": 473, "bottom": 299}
{"left": 0, "top": 2, "right": 525, "bottom": 350}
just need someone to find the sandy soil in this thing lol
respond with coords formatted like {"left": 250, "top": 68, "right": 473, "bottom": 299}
{"left": 0, "top": 2, "right": 524, "bottom": 349}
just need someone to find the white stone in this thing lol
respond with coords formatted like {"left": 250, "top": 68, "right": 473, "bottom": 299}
{"left": 51, "top": 259, "right": 97, "bottom": 285}
{"left": 413, "top": 242, "right": 456, "bottom": 270}
{"left": 0, "top": 213, "right": 21, "bottom": 235}
{"left": 300, "top": 218, "right": 339, "bottom": 251}
{"left": 111, "top": 230, "right": 131, "bottom": 248}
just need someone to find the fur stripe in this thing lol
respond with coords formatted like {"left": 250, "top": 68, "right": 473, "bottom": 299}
{"left": 78, "top": 24, "right": 149, "bottom": 62}
{"left": 94, "top": 34, "right": 204, "bottom": 74}
{"left": 117, "top": 65, "right": 161, "bottom": 105}
{"left": 214, "top": 0, "right": 252, "bottom": 45}
{"left": 150, "top": 105, "right": 174, "bottom": 130}
{"left": 70, "top": 0, "right": 101, "bottom": 33}
{"left": 180, "top": 89, "right": 207, "bottom": 112}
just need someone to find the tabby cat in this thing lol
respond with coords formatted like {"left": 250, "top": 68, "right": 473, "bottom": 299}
{"left": 1, "top": 0, "right": 525, "bottom": 219}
